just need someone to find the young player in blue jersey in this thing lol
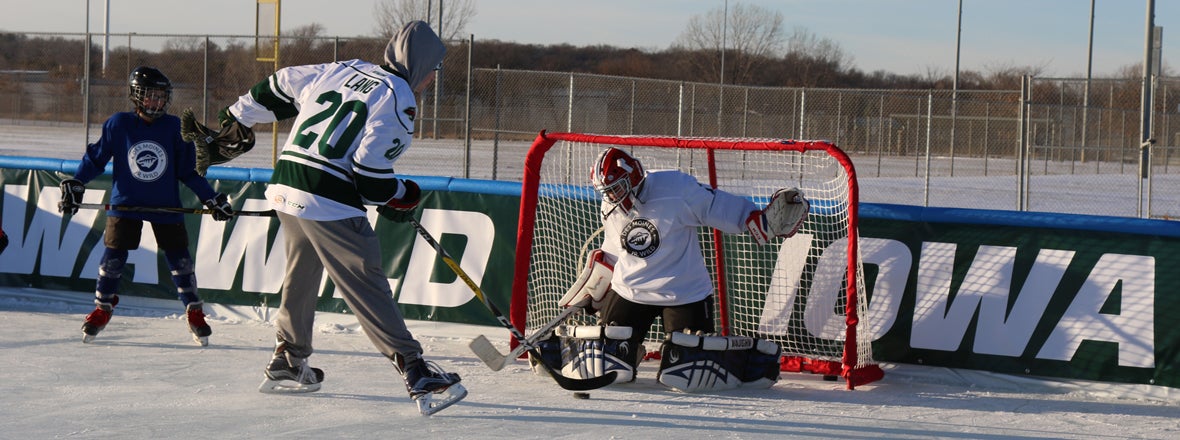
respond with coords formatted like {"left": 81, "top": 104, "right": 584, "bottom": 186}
{"left": 58, "top": 66, "right": 234, "bottom": 346}
{"left": 181, "top": 21, "right": 464, "bottom": 415}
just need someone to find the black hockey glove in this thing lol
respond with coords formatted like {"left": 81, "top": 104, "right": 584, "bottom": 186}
{"left": 182, "top": 107, "right": 256, "bottom": 176}
{"left": 377, "top": 179, "right": 421, "bottom": 223}
{"left": 203, "top": 193, "right": 235, "bottom": 221}
{"left": 58, "top": 179, "right": 85, "bottom": 215}
{"left": 0, "top": 228, "right": 8, "bottom": 254}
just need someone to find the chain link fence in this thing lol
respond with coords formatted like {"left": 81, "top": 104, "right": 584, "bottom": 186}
{"left": 2, "top": 32, "right": 1178, "bottom": 219}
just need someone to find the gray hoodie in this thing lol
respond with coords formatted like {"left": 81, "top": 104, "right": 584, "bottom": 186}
{"left": 383, "top": 21, "right": 447, "bottom": 91}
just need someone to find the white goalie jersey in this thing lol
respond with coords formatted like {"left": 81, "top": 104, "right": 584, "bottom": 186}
{"left": 227, "top": 59, "right": 418, "bottom": 220}
{"left": 600, "top": 170, "right": 758, "bottom": 307}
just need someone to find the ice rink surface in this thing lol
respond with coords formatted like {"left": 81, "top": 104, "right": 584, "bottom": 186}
{"left": 1, "top": 288, "right": 1177, "bottom": 439}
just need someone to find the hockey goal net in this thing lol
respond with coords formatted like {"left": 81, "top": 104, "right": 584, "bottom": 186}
{"left": 510, "top": 131, "right": 883, "bottom": 389}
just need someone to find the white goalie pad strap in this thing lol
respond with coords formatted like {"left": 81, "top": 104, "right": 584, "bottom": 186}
{"left": 558, "top": 249, "right": 615, "bottom": 308}
{"left": 762, "top": 187, "right": 809, "bottom": 239}
{"left": 669, "top": 332, "right": 755, "bottom": 351}
{"left": 555, "top": 324, "right": 632, "bottom": 340}
{"left": 755, "top": 339, "right": 781, "bottom": 355}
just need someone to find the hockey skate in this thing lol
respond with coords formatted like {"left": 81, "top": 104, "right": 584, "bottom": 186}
{"left": 81, "top": 295, "right": 118, "bottom": 343}
{"left": 259, "top": 341, "right": 324, "bottom": 394}
{"left": 185, "top": 302, "right": 212, "bottom": 346}
{"left": 393, "top": 353, "right": 467, "bottom": 416}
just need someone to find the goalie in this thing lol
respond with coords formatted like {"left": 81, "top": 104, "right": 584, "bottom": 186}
{"left": 531, "top": 147, "right": 807, "bottom": 392}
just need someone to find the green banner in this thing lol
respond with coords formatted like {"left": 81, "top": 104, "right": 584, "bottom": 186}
{"left": 859, "top": 219, "right": 1180, "bottom": 387}
{"left": 0, "top": 168, "right": 518, "bottom": 328}
{"left": 4, "top": 164, "right": 1180, "bottom": 388}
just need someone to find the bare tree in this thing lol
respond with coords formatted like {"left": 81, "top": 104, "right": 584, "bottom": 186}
{"left": 672, "top": 2, "right": 785, "bottom": 84}
{"left": 372, "top": 0, "right": 476, "bottom": 41}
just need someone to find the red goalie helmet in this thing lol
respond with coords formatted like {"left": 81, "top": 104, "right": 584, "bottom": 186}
{"left": 591, "top": 147, "right": 645, "bottom": 211}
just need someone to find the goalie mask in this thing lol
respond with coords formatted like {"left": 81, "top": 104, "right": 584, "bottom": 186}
{"left": 129, "top": 66, "right": 171, "bottom": 121}
{"left": 591, "top": 147, "right": 645, "bottom": 212}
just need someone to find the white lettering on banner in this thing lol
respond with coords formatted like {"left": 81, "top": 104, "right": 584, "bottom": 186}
{"left": 195, "top": 198, "right": 286, "bottom": 292}
{"left": 398, "top": 209, "right": 494, "bottom": 307}
{"left": 858, "top": 238, "right": 909, "bottom": 340}
{"left": 911, "top": 242, "right": 963, "bottom": 350}
{"left": 973, "top": 249, "right": 1073, "bottom": 356}
{"left": 803, "top": 236, "right": 856, "bottom": 339}
{"left": 1038, "top": 253, "right": 1155, "bottom": 368}
{"left": 756, "top": 232, "right": 811, "bottom": 335}
{"left": 0, "top": 184, "right": 38, "bottom": 274}
{"left": 0, "top": 185, "right": 102, "bottom": 276}
{"left": 908, "top": 243, "right": 1155, "bottom": 367}
{"left": 757, "top": 236, "right": 908, "bottom": 342}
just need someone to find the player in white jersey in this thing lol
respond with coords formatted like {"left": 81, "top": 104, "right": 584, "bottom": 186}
{"left": 189, "top": 21, "right": 464, "bottom": 414}
{"left": 537, "top": 147, "right": 807, "bottom": 392}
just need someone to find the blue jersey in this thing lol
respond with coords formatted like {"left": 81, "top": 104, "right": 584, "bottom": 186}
{"left": 74, "top": 112, "right": 217, "bottom": 223}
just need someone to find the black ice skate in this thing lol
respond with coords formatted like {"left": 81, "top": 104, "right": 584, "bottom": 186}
{"left": 258, "top": 341, "right": 324, "bottom": 394}
{"left": 81, "top": 295, "right": 118, "bottom": 343}
{"left": 185, "top": 302, "right": 212, "bottom": 346}
{"left": 393, "top": 353, "right": 467, "bottom": 415}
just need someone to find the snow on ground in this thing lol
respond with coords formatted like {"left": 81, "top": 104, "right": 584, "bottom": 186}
{"left": 1, "top": 287, "right": 1177, "bottom": 439}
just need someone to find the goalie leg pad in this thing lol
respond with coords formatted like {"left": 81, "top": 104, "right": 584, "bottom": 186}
{"left": 656, "top": 333, "right": 782, "bottom": 392}
{"left": 531, "top": 325, "right": 636, "bottom": 384}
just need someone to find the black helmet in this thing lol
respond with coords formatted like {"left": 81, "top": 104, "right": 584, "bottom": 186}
{"left": 129, "top": 66, "right": 172, "bottom": 120}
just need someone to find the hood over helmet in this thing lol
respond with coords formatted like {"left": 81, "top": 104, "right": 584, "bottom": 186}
{"left": 383, "top": 20, "right": 446, "bottom": 91}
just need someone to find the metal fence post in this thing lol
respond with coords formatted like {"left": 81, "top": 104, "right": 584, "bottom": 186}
{"left": 924, "top": 92, "right": 933, "bottom": 207}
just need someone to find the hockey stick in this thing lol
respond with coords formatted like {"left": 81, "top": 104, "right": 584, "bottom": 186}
{"left": 406, "top": 218, "right": 616, "bottom": 391}
{"left": 468, "top": 298, "right": 589, "bottom": 371}
{"left": 77, "top": 203, "right": 276, "bottom": 217}
{"left": 470, "top": 227, "right": 603, "bottom": 371}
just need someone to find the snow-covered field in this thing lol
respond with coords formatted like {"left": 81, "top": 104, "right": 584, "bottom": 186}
{"left": 1, "top": 287, "right": 1177, "bottom": 439}
{"left": 5, "top": 121, "right": 1179, "bottom": 218}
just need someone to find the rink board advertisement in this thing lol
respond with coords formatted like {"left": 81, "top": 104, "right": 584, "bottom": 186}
{"left": 0, "top": 166, "right": 521, "bottom": 326}
{"left": 4, "top": 162, "right": 1180, "bottom": 389}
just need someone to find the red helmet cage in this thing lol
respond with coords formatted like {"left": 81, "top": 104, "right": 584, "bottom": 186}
{"left": 591, "top": 147, "right": 645, "bottom": 210}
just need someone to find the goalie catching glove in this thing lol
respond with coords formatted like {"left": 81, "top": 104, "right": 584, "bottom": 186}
{"left": 181, "top": 107, "right": 256, "bottom": 176}
{"left": 745, "top": 187, "right": 809, "bottom": 245}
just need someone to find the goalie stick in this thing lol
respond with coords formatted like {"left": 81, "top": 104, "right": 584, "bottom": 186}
{"left": 468, "top": 298, "right": 590, "bottom": 371}
{"left": 77, "top": 203, "right": 276, "bottom": 217}
{"left": 470, "top": 227, "right": 607, "bottom": 371}
{"left": 406, "top": 218, "right": 617, "bottom": 391}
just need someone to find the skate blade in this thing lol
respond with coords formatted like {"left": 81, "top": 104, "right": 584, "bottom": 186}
{"left": 192, "top": 334, "right": 209, "bottom": 346}
{"left": 258, "top": 378, "right": 321, "bottom": 394}
{"left": 415, "top": 383, "right": 468, "bottom": 416}
{"left": 82, "top": 333, "right": 96, "bottom": 343}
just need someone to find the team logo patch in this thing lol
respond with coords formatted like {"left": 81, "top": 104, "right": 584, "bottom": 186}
{"left": 621, "top": 218, "right": 659, "bottom": 258}
{"left": 127, "top": 141, "right": 167, "bottom": 182}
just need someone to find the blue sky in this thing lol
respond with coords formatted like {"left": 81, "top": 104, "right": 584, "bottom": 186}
{"left": 1, "top": 0, "right": 1176, "bottom": 78}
